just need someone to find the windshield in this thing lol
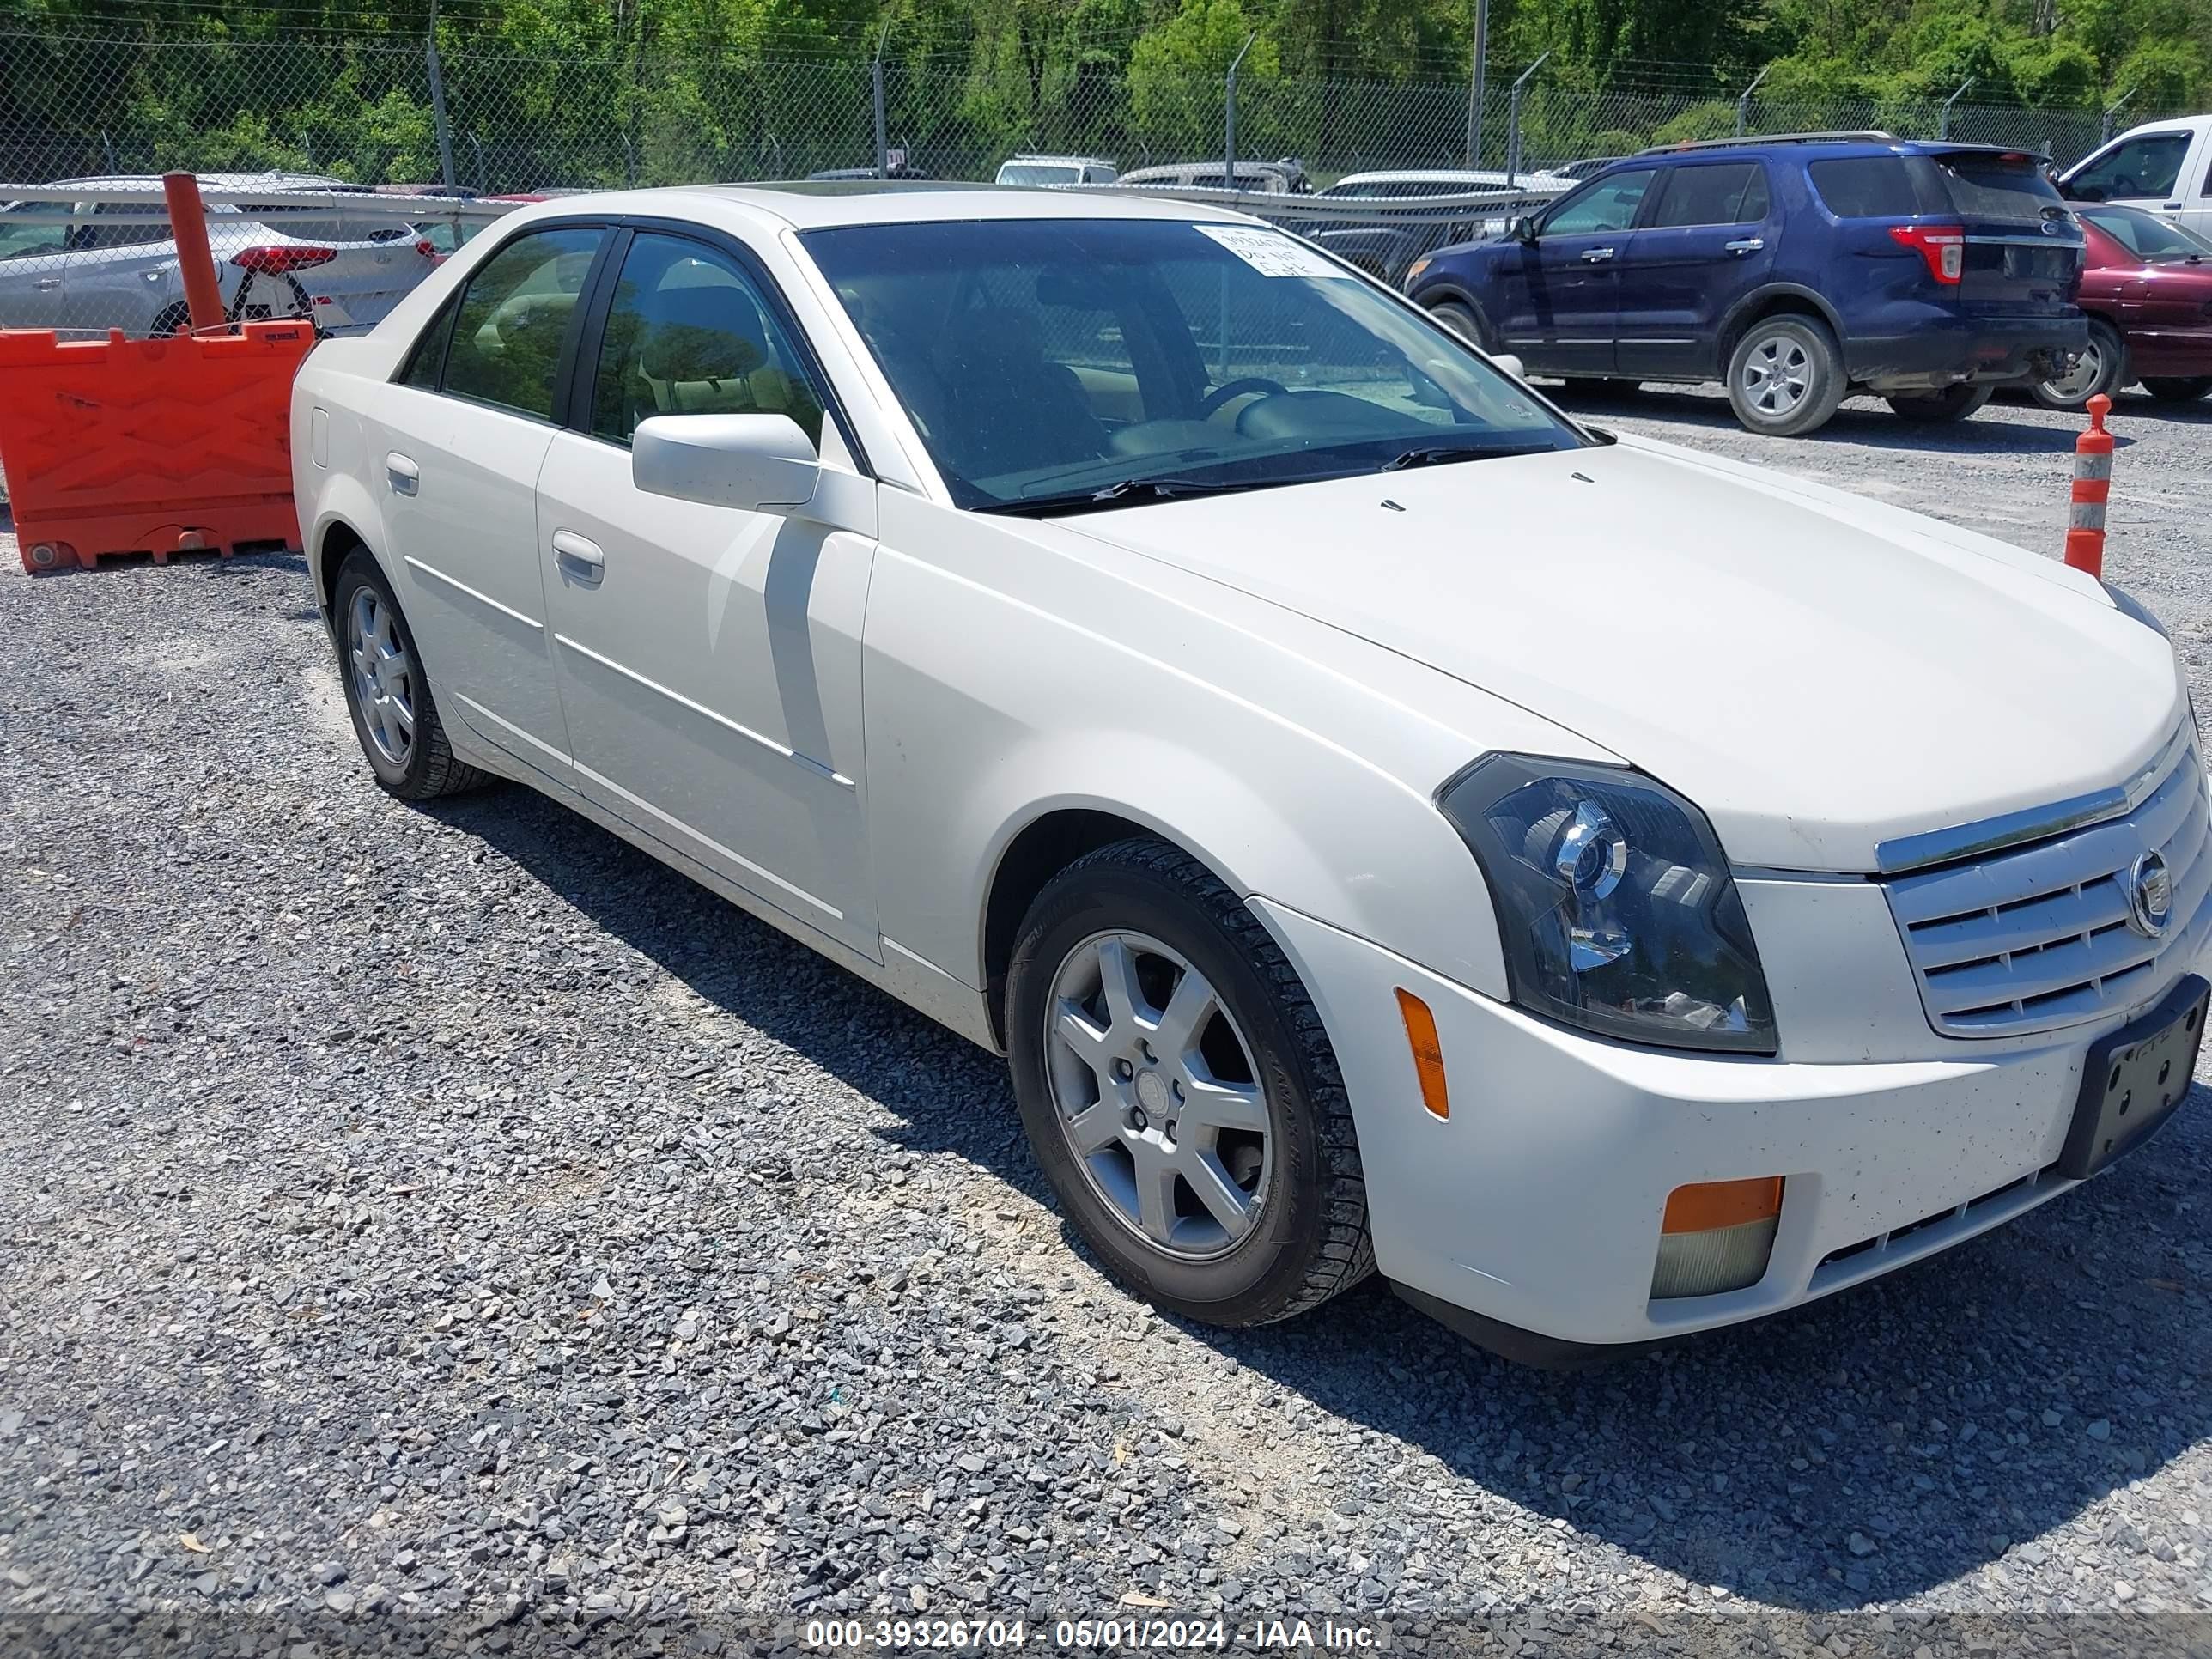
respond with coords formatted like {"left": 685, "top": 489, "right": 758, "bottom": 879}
{"left": 2082, "top": 204, "right": 2211, "bottom": 261}
{"left": 802, "top": 216, "right": 1585, "bottom": 512}
{"left": 1000, "top": 164, "right": 1084, "bottom": 187}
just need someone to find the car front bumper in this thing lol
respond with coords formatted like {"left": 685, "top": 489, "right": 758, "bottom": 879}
{"left": 1253, "top": 892, "right": 2200, "bottom": 1360}
{"left": 1848, "top": 313, "right": 2089, "bottom": 390}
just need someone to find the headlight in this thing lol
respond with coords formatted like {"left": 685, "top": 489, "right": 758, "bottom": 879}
{"left": 1405, "top": 254, "right": 1433, "bottom": 286}
{"left": 1438, "top": 755, "right": 1778, "bottom": 1054}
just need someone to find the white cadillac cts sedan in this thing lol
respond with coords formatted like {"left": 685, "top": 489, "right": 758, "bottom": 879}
{"left": 293, "top": 184, "right": 2208, "bottom": 1364}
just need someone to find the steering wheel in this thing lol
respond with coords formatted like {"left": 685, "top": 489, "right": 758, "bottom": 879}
{"left": 1197, "top": 375, "right": 1289, "bottom": 419}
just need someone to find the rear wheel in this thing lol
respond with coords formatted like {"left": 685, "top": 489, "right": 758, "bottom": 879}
{"left": 2031, "top": 319, "right": 2127, "bottom": 410}
{"left": 1887, "top": 383, "right": 1995, "bottom": 422}
{"left": 2142, "top": 375, "right": 2212, "bottom": 404}
{"left": 1006, "top": 839, "right": 1373, "bottom": 1327}
{"left": 332, "top": 550, "right": 489, "bottom": 801}
{"left": 1725, "top": 315, "right": 1844, "bottom": 437}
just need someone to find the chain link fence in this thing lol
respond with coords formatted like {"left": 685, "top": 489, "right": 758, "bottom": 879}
{"left": 2, "top": 21, "right": 2193, "bottom": 339}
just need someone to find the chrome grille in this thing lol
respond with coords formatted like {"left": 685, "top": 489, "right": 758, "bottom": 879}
{"left": 1885, "top": 726, "right": 2212, "bottom": 1038}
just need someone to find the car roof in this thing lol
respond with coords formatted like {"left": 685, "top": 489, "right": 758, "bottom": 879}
{"left": 1327, "top": 168, "right": 1555, "bottom": 186}
{"left": 494, "top": 180, "right": 1260, "bottom": 231}
{"left": 1003, "top": 155, "right": 1115, "bottom": 167}
{"left": 1631, "top": 134, "right": 2045, "bottom": 164}
{"left": 55, "top": 171, "right": 367, "bottom": 191}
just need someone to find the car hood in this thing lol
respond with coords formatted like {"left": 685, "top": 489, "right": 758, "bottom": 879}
{"left": 1054, "top": 434, "right": 2185, "bottom": 872}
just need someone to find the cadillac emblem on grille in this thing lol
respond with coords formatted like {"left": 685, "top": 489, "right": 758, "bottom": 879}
{"left": 2126, "top": 850, "right": 2174, "bottom": 939}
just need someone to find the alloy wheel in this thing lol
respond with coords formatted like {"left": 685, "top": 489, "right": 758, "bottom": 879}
{"left": 1042, "top": 930, "right": 1273, "bottom": 1261}
{"left": 346, "top": 586, "right": 416, "bottom": 768}
{"left": 1740, "top": 332, "right": 1810, "bottom": 418}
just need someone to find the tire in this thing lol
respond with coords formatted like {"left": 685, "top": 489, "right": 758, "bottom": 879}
{"left": 1724, "top": 314, "right": 1845, "bottom": 437}
{"left": 331, "top": 550, "right": 489, "bottom": 801}
{"left": 2030, "top": 319, "right": 2127, "bottom": 410}
{"left": 2142, "top": 375, "right": 2212, "bottom": 404}
{"left": 1427, "top": 300, "right": 1492, "bottom": 351}
{"left": 1006, "top": 838, "right": 1374, "bottom": 1327}
{"left": 1887, "top": 383, "right": 1995, "bottom": 422}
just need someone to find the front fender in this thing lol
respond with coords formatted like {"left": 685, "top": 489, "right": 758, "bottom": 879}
{"left": 862, "top": 495, "right": 1610, "bottom": 1009}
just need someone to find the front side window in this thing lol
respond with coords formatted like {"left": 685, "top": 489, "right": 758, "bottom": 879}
{"left": 2068, "top": 133, "right": 2191, "bottom": 202}
{"left": 1541, "top": 170, "right": 1655, "bottom": 236}
{"left": 441, "top": 225, "right": 605, "bottom": 422}
{"left": 0, "top": 202, "right": 66, "bottom": 261}
{"left": 1648, "top": 162, "right": 1769, "bottom": 228}
{"left": 588, "top": 232, "right": 825, "bottom": 448}
{"left": 803, "top": 216, "right": 1584, "bottom": 514}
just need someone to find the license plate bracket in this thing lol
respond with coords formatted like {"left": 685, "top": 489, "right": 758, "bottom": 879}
{"left": 2058, "top": 974, "right": 2208, "bottom": 1180}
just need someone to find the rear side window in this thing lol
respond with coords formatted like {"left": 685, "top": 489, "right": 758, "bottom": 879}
{"left": 397, "top": 296, "right": 458, "bottom": 390}
{"left": 1808, "top": 157, "right": 1931, "bottom": 218}
{"left": 1649, "top": 162, "right": 1770, "bottom": 228}
{"left": 2068, "top": 133, "right": 2192, "bottom": 203}
{"left": 1937, "top": 155, "right": 2066, "bottom": 222}
{"left": 440, "top": 226, "right": 605, "bottom": 422}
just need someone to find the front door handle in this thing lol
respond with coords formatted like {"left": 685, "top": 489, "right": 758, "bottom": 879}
{"left": 1724, "top": 236, "right": 1765, "bottom": 256}
{"left": 385, "top": 452, "right": 419, "bottom": 495}
{"left": 1580, "top": 246, "right": 1616, "bottom": 264}
{"left": 551, "top": 529, "right": 604, "bottom": 575}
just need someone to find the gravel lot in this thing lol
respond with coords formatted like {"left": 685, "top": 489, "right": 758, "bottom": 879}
{"left": 3, "top": 386, "right": 2211, "bottom": 1657}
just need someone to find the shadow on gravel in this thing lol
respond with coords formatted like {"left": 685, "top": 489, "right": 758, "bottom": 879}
{"left": 1565, "top": 385, "right": 2130, "bottom": 453}
{"left": 431, "top": 784, "right": 2211, "bottom": 1617}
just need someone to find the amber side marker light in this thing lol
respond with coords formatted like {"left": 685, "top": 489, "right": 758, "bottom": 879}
{"left": 1394, "top": 988, "right": 1449, "bottom": 1120}
{"left": 1652, "top": 1176, "right": 1784, "bottom": 1298}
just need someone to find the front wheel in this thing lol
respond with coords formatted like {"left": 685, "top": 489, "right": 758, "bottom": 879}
{"left": 2031, "top": 319, "right": 2127, "bottom": 410}
{"left": 1887, "top": 383, "right": 1995, "bottom": 422}
{"left": 1725, "top": 316, "right": 1845, "bottom": 436}
{"left": 1006, "top": 839, "right": 1373, "bottom": 1327}
{"left": 2142, "top": 375, "right": 2212, "bottom": 404}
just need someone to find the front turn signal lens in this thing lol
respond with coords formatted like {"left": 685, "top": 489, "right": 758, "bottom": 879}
{"left": 1651, "top": 1176, "right": 1784, "bottom": 1298}
{"left": 1395, "top": 988, "right": 1449, "bottom": 1120}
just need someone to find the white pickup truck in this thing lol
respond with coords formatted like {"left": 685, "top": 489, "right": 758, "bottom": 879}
{"left": 2060, "top": 113, "right": 2212, "bottom": 241}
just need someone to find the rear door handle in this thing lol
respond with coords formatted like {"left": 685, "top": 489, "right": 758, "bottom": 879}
{"left": 1724, "top": 236, "right": 1765, "bottom": 256}
{"left": 1580, "top": 246, "right": 1616, "bottom": 264}
{"left": 33, "top": 276, "right": 60, "bottom": 290}
{"left": 385, "top": 452, "right": 419, "bottom": 495}
{"left": 551, "top": 529, "right": 604, "bottom": 575}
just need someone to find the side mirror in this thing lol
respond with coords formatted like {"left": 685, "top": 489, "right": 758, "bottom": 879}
{"left": 1507, "top": 216, "right": 1539, "bottom": 245}
{"left": 1491, "top": 352, "right": 1526, "bottom": 381}
{"left": 632, "top": 413, "right": 818, "bottom": 513}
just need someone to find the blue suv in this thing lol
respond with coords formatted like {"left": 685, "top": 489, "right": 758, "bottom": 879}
{"left": 1404, "top": 133, "right": 2087, "bottom": 436}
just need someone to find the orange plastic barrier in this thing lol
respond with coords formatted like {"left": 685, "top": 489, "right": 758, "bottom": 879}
{"left": 0, "top": 321, "right": 313, "bottom": 574}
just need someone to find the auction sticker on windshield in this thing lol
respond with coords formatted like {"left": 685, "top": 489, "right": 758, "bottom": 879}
{"left": 1194, "top": 224, "right": 1353, "bottom": 278}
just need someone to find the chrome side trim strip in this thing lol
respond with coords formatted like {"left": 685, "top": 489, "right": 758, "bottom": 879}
{"left": 553, "top": 633, "right": 856, "bottom": 789}
{"left": 570, "top": 757, "right": 843, "bottom": 921}
{"left": 1875, "top": 720, "right": 2194, "bottom": 875}
{"left": 452, "top": 691, "right": 572, "bottom": 767}
{"left": 404, "top": 556, "right": 544, "bottom": 631}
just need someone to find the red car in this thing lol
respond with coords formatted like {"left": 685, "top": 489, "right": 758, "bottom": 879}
{"left": 2035, "top": 202, "right": 2212, "bottom": 408}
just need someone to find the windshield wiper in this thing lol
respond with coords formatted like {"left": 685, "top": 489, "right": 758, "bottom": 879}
{"left": 979, "top": 476, "right": 1249, "bottom": 518}
{"left": 1380, "top": 441, "right": 1551, "bottom": 471}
